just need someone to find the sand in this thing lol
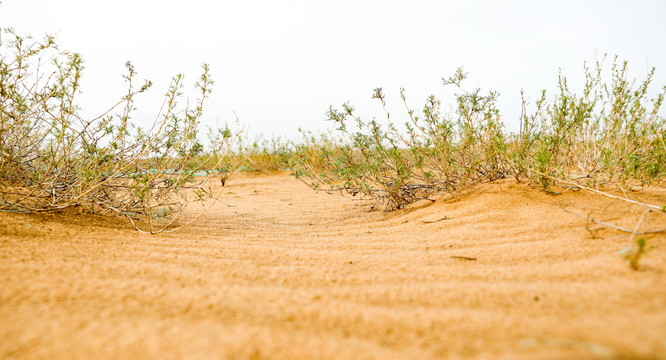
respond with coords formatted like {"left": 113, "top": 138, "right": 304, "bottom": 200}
{"left": 1, "top": 171, "right": 665, "bottom": 359}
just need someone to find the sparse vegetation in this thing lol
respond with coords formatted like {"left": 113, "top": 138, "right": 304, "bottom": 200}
{"left": 286, "top": 57, "right": 665, "bottom": 211}
{"left": 278, "top": 57, "right": 665, "bottom": 270}
{"left": 1, "top": 28, "right": 663, "bottom": 270}
{"left": 0, "top": 29, "right": 239, "bottom": 233}
{"left": 238, "top": 136, "right": 289, "bottom": 173}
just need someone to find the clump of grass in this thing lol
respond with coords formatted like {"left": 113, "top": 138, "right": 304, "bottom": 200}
{"left": 237, "top": 136, "right": 288, "bottom": 172}
{"left": 287, "top": 57, "right": 665, "bottom": 211}
{"left": 0, "top": 29, "right": 238, "bottom": 233}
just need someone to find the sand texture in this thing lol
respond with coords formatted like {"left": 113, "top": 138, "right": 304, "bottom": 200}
{"left": 1, "top": 171, "right": 665, "bottom": 359}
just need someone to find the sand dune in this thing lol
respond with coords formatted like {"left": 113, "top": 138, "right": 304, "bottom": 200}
{"left": 1, "top": 171, "right": 665, "bottom": 359}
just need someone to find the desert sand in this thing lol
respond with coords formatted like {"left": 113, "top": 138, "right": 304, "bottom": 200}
{"left": 1, "top": 171, "right": 665, "bottom": 359}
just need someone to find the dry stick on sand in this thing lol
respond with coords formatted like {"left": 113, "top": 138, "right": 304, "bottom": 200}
{"left": 623, "top": 210, "right": 652, "bottom": 270}
{"left": 213, "top": 197, "right": 245, "bottom": 217}
{"left": 420, "top": 216, "right": 450, "bottom": 224}
{"left": 562, "top": 207, "right": 663, "bottom": 270}
{"left": 528, "top": 169, "right": 666, "bottom": 270}
{"left": 532, "top": 169, "right": 664, "bottom": 213}
{"left": 561, "top": 208, "right": 666, "bottom": 236}
{"left": 450, "top": 256, "right": 477, "bottom": 261}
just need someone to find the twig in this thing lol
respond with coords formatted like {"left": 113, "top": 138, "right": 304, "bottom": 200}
{"left": 420, "top": 216, "right": 450, "bottom": 223}
{"left": 532, "top": 170, "right": 663, "bottom": 212}
{"left": 450, "top": 256, "right": 477, "bottom": 261}
{"left": 562, "top": 207, "right": 666, "bottom": 235}
{"left": 213, "top": 197, "right": 245, "bottom": 217}
{"left": 632, "top": 209, "right": 650, "bottom": 235}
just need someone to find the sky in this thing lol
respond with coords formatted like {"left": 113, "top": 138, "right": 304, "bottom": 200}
{"left": 1, "top": 0, "right": 665, "bottom": 142}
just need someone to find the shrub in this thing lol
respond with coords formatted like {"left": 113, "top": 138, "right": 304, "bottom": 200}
{"left": 284, "top": 68, "right": 512, "bottom": 210}
{"left": 287, "top": 58, "right": 665, "bottom": 210}
{"left": 514, "top": 57, "right": 666, "bottom": 189}
{"left": 0, "top": 29, "right": 238, "bottom": 233}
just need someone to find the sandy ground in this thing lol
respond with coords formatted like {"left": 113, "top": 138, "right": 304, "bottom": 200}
{"left": 1, "top": 171, "right": 666, "bottom": 359}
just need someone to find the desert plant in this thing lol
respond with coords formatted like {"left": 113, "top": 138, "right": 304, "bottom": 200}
{"left": 286, "top": 68, "right": 512, "bottom": 210}
{"left": 238, "top": 136, "right": 288, "bottom": 172}
{"left": 0, "top": 29, "right": 239, "bottom": 233}
{"left": 288, "top": 58, "right": 665, "bottom": 212}
{"left": 514, "top": 56, "right": 666, "bottom": 189}
{"left": 284, "top": 57, "right": 665, "bottom": 269}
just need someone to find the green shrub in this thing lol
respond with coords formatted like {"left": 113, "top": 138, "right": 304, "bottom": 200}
{"left": 515, "top": 56, "right": 665, "bottom": 189}
{"left": 0, "top": 29, "right": 238, "bottom": 233}
{"left": 288, "top": 58, "right": 665, "bottom": 210}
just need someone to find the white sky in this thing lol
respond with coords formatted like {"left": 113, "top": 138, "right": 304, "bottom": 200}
{"left": 2, "top": 0, "right": 665, "bottom": 141}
